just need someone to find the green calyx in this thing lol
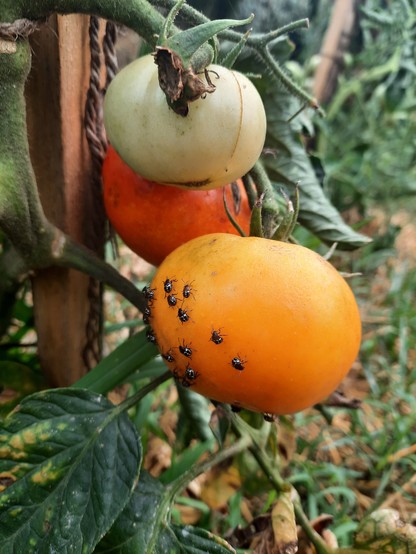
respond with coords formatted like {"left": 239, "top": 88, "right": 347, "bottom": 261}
{"left": 158, "top": 0, "right": 254, "bottom": 70}
{"left": 154, "top": 0, "right": 254, "bottom": 115}
{"left": 247, "top": 162, "right": 300, "bottom": 242}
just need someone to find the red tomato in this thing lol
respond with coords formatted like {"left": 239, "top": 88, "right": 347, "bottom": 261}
{"left": 102, "top": 146, "right": 251, "bottom": 266}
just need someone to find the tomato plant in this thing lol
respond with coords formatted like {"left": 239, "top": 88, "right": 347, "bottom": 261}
{"left": 147, "top": 233, "right": 362, "bottom": 415}
{"left": 103, "top": 54, "right": 267, "bottom": 190}
{"left": 102, "top": 146, "right": 251, "bottom": 266}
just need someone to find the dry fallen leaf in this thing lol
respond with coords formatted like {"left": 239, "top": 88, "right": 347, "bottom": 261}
{"left": 200, "top": 464, "right": 241, "bottom": 510}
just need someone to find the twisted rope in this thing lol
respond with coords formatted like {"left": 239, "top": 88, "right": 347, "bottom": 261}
{"left": 83, "top": 16, "right": 118, "bottom": 369}
{"left": 103, "top": 21, "right": 118, "bottom": 89}
{"left": 0, "top": 18, "right": 45, "bottom": 40}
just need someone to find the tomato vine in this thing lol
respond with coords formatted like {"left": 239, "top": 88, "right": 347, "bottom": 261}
{"left": 0, "top": 2, "right": 369, "bottom": 553}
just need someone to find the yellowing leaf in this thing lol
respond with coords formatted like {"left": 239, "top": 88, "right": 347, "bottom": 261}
{"left": 201, "top": 465, "right": 241, "bottom": 510}
{"left": 271, "top": 492, "right": 298, "bottom": 553}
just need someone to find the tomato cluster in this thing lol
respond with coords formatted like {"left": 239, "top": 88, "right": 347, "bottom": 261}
{"left": 103, "top": 55, "right": 362, "bottom": 415}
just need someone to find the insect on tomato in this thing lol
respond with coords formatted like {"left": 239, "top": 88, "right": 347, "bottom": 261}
{"left": 148, "top": 233, "right": 362, "bottom": 416}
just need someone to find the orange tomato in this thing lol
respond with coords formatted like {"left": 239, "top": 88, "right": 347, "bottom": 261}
{"left": 102, "top": 146, "right": 251, "bottom": 266}
{"left": 147, "top": 233, "right": 362, "bottom": 415}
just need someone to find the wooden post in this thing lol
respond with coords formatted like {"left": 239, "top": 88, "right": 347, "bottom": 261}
{"left": 26, "top": 15, "right": 105, "bottom": 387}
{"left": 313, "top": 0, "right": 357, "bottom": 105}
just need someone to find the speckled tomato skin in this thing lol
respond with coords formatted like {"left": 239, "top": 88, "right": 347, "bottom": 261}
{"left": 148, "top": 233, "right": 362, "bottom": 415}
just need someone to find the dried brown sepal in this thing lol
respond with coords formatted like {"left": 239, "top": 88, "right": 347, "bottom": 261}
{"left": 154, "top": 46, "right": 216, "bottom": 117}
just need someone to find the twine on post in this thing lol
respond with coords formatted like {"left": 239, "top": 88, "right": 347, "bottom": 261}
{"left": 83, "top": 16, "right": 118, "bottom": 369}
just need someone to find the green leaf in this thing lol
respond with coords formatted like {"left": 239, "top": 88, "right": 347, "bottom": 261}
{"left": 209, "top": 405, "right": 231, "bottom": 449}
{"left": 261, "top": 85, "right": 371, "bottom": 249}
{"left": 176, "top": 385, "right": 213, "bottom": 443}
{"left": 96, "top": 470, "right": 235, "bottom": 553}
{"left": 165, "top": 14, "right": 254, "bottom": 69}
{"left": 232, "top": 44, "right": 370, "bottom": 249}
{"left": 0, "top": 388, "right": 141, "bottom": 554}
{"left": 73, "top": 328, "right": 158, "bottom": 394}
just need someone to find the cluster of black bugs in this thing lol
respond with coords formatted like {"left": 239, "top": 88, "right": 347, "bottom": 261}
{"left": 142, "top": 285, "right": 157, "bottom": 345}
{"left": 144, "top": 278, "right": 248, "bottom": 388}
{"left": 162, "top": 277, "right": 197, "bottom": 324}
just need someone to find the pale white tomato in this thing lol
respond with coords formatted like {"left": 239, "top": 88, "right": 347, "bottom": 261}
{"left": 103, "top": 54, "right": 267, "bottom": 190}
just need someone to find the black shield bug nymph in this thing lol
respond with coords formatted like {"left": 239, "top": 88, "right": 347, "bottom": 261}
{"left": 143, "top": 285, "right": 156, "bottom": 304}
{"left": 231, "top": 356, "right": 246, "bottom": 371}
{"left": 185, "top": 365, "right": 199, "bottom": 381}
{"left": 182, "top": 282, "right": 195, "bottom": 300}
{"left": 146, "top": 328, "right": 157, "bottom": 344}
{"left": 162, "top": 350, "right": 175, "bottom": 363}
{"left": 178, "top": 307, "right": 190, "bottom": 323}
{"left": 179, "top": 341, "right": 193, "bottom": 358}
{"left": 210, "top": 328, "right": 225, "bottom": 345}
{"left": 167, "top": 294, "right": 177, "bottom": 307}
{"left": 163, "top": 277, "right": 177, "bottom": 295}
{"left": 143, "top": 307, "right": 151, "bottom": 324}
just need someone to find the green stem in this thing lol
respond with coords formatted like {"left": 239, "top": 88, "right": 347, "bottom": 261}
{"left": 258, "top": 46, "right": 321, "bottom": 112}
{"left": 231, "top": 412, "right": 334, "bottom": 554}
{"left": 222, "top": 188, "right": 247, "bottom": 237}
{"left": 167, "top": 435, "right": 251, "bottom": 500}
{"left": 248, "top": 18, "right": 310, "bottom": 47}
{"left": 249, "top": 193, "right": 265, "bottom": 238}
{"left": 152, "top": 0, "right": 320, "bottom": 110}
{"left": 55, "top": 233, "right": 147, "bottom": 312}
{"left": 0, "top": 40, "right": 51, "bottom": 260}
{"left": 119, "top": 370, "right": 172, "bottom": 411}
{"left": 145, "top": 434, "right": 251, "bottom": 554}
{"left": 249, "top": 161, "right": 279, "bottom": 238}
{"left": 2, "top": 0, "right": 164, "bottom": 49}
{"left": 293, "top": 503, "right": 335, "bottom": 554}
{"left": 0, "top": 39, "right": 147, "bottom": 310}
{"left": 242, "top": 174, "right": 258, "bottom": 209}
{"left": 271, "top": 186, "right": 299, "bottom": 242}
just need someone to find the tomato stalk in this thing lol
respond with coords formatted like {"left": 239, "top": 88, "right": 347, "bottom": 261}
{"left": 152, "top": 0, "right": 322, "bottom": 112}
{"left": 0, "top": 37, "right": 147, "bottom": 312}
{"left": 154, "top": 0, "right": 255, "bottom": 115}
{"left": 145, "top": 434, "right": 252, "bottom": 554}
{"left": 272, "top": 185, "right": 300, "bottom": 242}
{"left": 222, "top": 188, "right": 247, "bottom": 238}
{"left": 230, "top": 411, "right": 336, "bottom": 554}
{"left": 0, "top": 0, "right": 166, "bottom": 50}
{"left": 248, "top": 161, "right": 281, "bottom": 239}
